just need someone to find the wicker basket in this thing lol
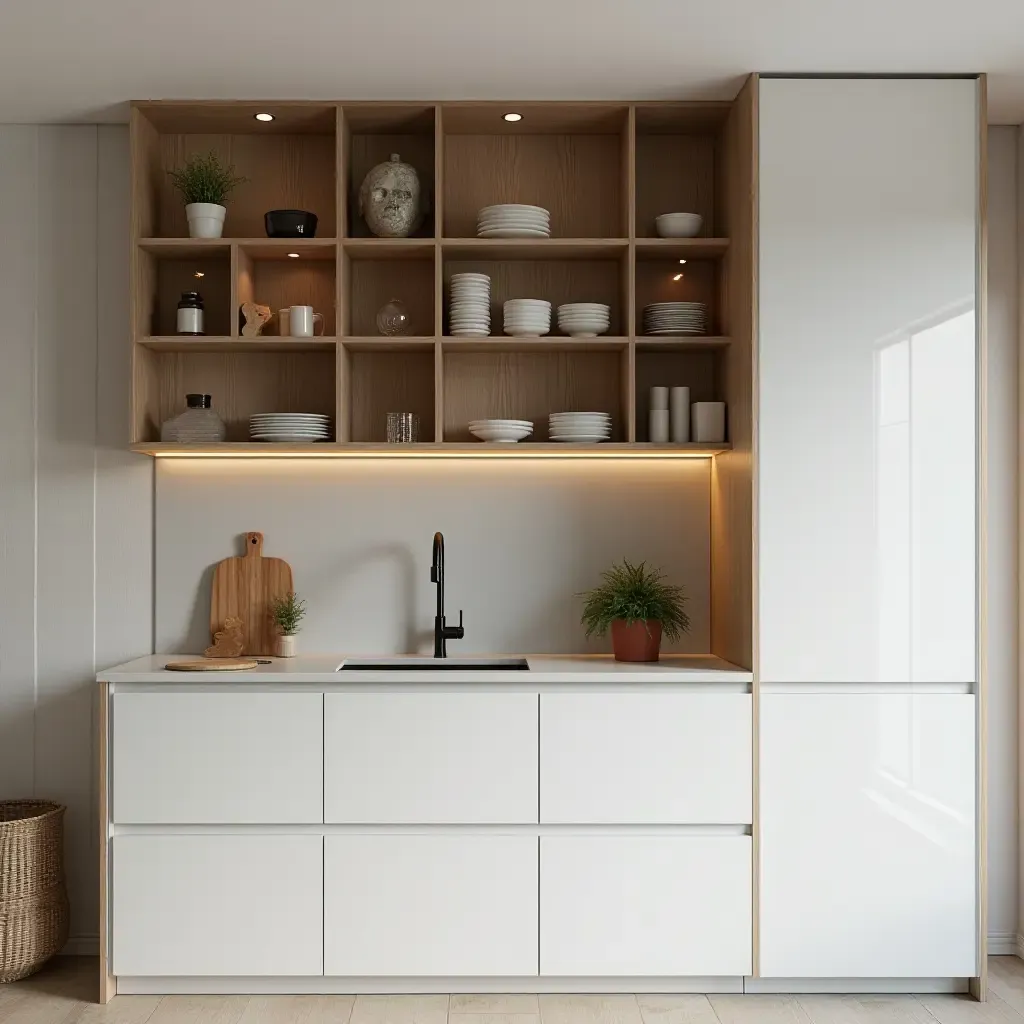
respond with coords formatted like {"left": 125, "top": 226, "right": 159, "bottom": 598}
{"left": 0, "top": 802, "right": 68, "bottom": 983}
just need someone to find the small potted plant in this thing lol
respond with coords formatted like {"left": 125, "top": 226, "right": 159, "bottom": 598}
{"left": 271, "top": 592, "right": 306, "bottom": 658}
{"left": 168, "top": 151, "right": 247, "bottom": 239}
{"left": 579, "top": 559, "right": 690, "bottom": 662}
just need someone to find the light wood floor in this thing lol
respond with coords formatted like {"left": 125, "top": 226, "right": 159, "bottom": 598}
{"left": 4, "top": 959, "right": 1024, "bottom": 1024}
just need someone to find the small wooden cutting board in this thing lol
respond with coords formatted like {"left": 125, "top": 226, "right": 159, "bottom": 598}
{"left": 166, "top": 658, "right": 259, "bottom": 672}
{"left": 210, "top": 532, "right": 293, "bottom": 656}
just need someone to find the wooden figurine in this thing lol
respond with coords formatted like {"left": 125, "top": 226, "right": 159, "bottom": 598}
{"left": 205, "top": 616, "right": 245, "bottom": 658}
{"left": 239, "top": 302, "right": 273, "bottom": 337}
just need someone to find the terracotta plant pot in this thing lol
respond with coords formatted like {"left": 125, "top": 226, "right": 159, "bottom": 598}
{"left": 610, "top": 619, "right": 662, "bottom": 662}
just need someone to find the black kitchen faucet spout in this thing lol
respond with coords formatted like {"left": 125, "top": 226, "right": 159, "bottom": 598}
{"left": 431, "top": 532, "right": 465, "bottom": 658}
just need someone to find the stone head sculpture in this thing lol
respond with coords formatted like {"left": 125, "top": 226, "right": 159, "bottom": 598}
{"left": 358, "top": 153, "right": 425, "bottom": 238}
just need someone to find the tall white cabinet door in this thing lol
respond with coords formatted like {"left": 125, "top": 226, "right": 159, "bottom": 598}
{"left": 758, "top": 77, "right": 979, "bottom": 683}
{"left": 760, "top": 694, "right": 976, "bottom": 978}
{"left": 112, "top": 835, "right": 323, "bottom": 976}
{"left": 324, "top": 835, "right": 538, "bottom": 976}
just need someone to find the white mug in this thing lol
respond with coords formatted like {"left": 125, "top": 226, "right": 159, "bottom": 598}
{"left": 289, "top": 305, "right": 324, "bottom": 338}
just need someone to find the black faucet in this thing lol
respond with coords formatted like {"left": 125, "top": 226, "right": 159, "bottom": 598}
{"left": 431, "top": 531, "right": 465, "bottom": 658}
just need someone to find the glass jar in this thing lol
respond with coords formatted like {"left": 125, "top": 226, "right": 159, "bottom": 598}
{"left": 160, "top": 394, "right": 226, "bottom": 443}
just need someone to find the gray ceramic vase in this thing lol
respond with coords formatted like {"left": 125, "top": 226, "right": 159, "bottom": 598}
{"left": 358, "top": 153, "right": 424, "bottom": 238}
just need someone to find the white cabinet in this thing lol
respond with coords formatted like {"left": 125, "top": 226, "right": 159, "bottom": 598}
{"left": 113, "top": 693, "right": 323, "bottom": 823}
{"left": 760, "top": 694, "right": 976, "bottom": 977}
{"left": 324, "top": 692, "right": 537, "bottom": 824}
{"left": 541, "top": 694, "right": 751, "bottom": 823}
{"left": 540, "top": 836, "right": 751, "bottom": 977}
{"left": 112, "top": 835, "right": 323, "bottom": 975}
{"left": 324, "top": 835, "right": 538, "bottom": 976}
{"left": 758, "top": 77, "right": 979, "bottom": 683}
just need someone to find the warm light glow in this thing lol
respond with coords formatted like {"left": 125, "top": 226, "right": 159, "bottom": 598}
{"left": 194, "top": 271, "right": 205, "bottom": 278}
{"left": 134, "top": 444, "right": 723, "bottom": 461}
{"left": 673, "top": 273, "right": 684, "bottom": 281}
{"left": 287, "top": 252, "right": 300, "bottom": 258}
{"left": 678, "top": 259, "right": 687, "bottom": 265}
{"left": 254, "top": 112, "right": 275, "bottom": 122}
{"left": 503, "top": 112, "right": 523, "bottom": 122}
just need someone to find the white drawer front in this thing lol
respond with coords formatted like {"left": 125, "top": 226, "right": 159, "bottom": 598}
{"left": 113, "top": 693, "right": 323, "bottom": 823}
{"left": 112, "top": 835, "right": 323, "bottom": 976}
{"left": 541, "top": 693, "right": 751, "bottom": 823}
{"left": 325, "top": 835, "right": 538, "bottom": 976}
{"left": 540, "top": 835, "right": 752, "bottom": 976}
{"left": 324, "top": 692, "right": 538, "bottom": 824}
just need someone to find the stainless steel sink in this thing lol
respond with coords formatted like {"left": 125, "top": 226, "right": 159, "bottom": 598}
{"left": 338, "top": 657, "right": 530, "bottom": 672}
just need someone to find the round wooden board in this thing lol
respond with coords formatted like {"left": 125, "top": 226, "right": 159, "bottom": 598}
{"left": 165, "top": 658, "right": 260, "bottom": 672}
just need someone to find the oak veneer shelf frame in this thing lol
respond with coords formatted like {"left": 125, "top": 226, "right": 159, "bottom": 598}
{"left": 130, "top": 95, "right": 754, "bottom": 454}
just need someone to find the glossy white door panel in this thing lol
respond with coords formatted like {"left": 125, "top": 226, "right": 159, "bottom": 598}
{"left": 113, "top": 693, "right": 323, "bottom": 823}
{"left": 540, "top": 694, "right": 751, "bottom": 823}
{"left": 324, "top": 835, "right": 538, "bottom": 976}
{"left": 760, "top": 694, "right": 976, "bottom": 977}
{"left": 541, "top": 836, "right": 751, "bottom": 976}
{"left": 112, "top": 835, "right": 323, "bottom": 975}
{"left": 324, "top": 692, "right": 537, "bottom": 824}
{"left": 758, "top": 77, "right": 979, "bottom": 682}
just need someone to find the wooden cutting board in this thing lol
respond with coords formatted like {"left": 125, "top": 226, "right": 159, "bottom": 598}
{"left": 166, "top": 659, "right": 259, "bottom": 672}
{"left": 210, "top": 532, "right": 293, "bottom": 656}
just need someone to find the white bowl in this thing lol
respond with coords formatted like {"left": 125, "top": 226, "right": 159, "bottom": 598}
{"left": 655, "top": 212, "right": 703, "bottom": 238}
{"left": 478, "top": 229, "right": 551, "bottom": 238}
{"left": 470, "top": 424, "right": 534, "bottom": 442}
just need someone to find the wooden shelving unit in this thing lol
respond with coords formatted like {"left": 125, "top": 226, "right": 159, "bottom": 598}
{"left": 130, "top": 98, "right": 754, "bottom": 456}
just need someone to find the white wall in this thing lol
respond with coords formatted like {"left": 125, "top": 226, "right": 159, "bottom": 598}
{"left": 987, "top": 126, "right": 1021, "bottom": 953}
{"left": 154, "top": 459, "right": 712, "bottom": 656}
{"left": 0, "top": 124, "right": 152, "bottom": 951}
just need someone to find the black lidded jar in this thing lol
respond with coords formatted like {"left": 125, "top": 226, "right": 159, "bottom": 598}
{"left": 176, "top": 291, "right": 205, "bottom": 335}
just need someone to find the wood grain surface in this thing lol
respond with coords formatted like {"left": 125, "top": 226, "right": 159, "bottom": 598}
{"left": 209, "top": 532, "right": 293, "bottom": 657}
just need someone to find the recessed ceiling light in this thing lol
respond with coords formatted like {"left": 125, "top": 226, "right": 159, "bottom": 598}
{"left": 503, "top": 112, "right": 523, "bottom": 122}
{"left": 254, "top": 112, "right": 275, "bottom": 122}
{"left": 287, "top": 252, "right": 300, "bottom": 258}
{"left": 673, "top": 273, "right": 683, "bottom": 282}
{"left": 678, "top": 259, "right": 687, "bottom": 265}
{"left": 193, "top": 270, "right": 205, "bottom": 279}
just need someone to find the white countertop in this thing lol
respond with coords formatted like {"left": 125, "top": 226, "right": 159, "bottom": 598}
{"left": 97, "top": 653, "right": 753, "bottom": 684}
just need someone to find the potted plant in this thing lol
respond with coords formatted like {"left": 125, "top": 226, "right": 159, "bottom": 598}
{"left": 271, "top": 592, "right": 306, "bottom": 658}
{"left": 168, "top": 151, "right": 247, "bottom": 239}
{"left": 579, "top": 559, "right": 690, "bottom": 662}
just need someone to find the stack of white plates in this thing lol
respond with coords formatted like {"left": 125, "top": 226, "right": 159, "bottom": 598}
{"left": 642, "top": 302, "right": 708, "bottom": 336}
{"left": 469, "top": 419, "right": 534, "bottom": 443}
{"left": 504, "top": 299, "right": 551, "bottom": 336}
{"left": 477, "top": 204, "right": 551, "bottom": 239}
{"left": 450, "top": 273, "right": 491, "bottom": 337}
{"left": 557, "top": 303, "right": 610, "bottom": 338}
{"left": 250, "top": 413, "right": 332, "bottom": 443}
{"left": 548, "top": 411, "right": 612, "bottom": 443}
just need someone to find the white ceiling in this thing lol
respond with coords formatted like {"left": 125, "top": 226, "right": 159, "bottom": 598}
{"left": 3, "top": 0, "right": 1024, "bottom": 124}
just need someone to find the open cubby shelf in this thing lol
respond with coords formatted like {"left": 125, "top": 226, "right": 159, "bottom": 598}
{"left": 131, "top": 99, "right": 753, "bottom": 457}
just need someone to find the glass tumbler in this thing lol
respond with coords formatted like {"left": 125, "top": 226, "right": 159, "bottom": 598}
{"left": 386, "top": 412, "right": 420, "bottom": 443}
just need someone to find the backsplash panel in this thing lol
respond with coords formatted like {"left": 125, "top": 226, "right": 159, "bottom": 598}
{"left": 155, "top": 458, "right": 711, "bottom": 656}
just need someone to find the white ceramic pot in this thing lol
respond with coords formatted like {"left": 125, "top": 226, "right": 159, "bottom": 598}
{"left": 275, "top": 634, "right": 297, "bottom": 658}
{"left": 186, "top": 202, "right": 227, "bottom": 239}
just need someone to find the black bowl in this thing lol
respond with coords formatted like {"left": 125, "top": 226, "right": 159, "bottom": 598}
{"left": 264, "top": 209, "right": 318, "bottom": 238}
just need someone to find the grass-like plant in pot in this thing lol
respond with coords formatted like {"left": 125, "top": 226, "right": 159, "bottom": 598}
{"left": 579, "top": 559, "right": 690, "bottom": 662}
{"left": 271, "top": 592, "right": 306, "bottom": 659}
{"left": 168, "top": 151, "right": 247, "bottom": 239}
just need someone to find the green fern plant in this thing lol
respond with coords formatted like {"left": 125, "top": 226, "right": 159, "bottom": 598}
{"left": 271, "top": 592, "right": 307, "bottom": 636}
{"left": 168, "top": 151, "right": 247, "bottom": 205}
{"left": 579, "top": 559, "right": 690, "bottom": 640}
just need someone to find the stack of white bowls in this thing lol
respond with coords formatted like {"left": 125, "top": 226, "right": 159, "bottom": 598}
{"left": 557, "top": 303, "right": 610, "bottom": 338}
{"left": 477, "top": 204, "right": 551, "bottom": 239}
{"left": 548, "top": 411, "right": 612, "bottom": 443}
{"left": 642, "top": 302, "right": 708, "bottom": 336}
{"left": 449, "top": 273, "right": 491, "bottom": 337}
{"left": 250, "top": 412, "right": 332, "bottom": 443}
{"left": 469, "top": 419, "right": 534, "bottom": 443}
{"left": 504, "top": 299, "right": 551, "bottom": 336}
